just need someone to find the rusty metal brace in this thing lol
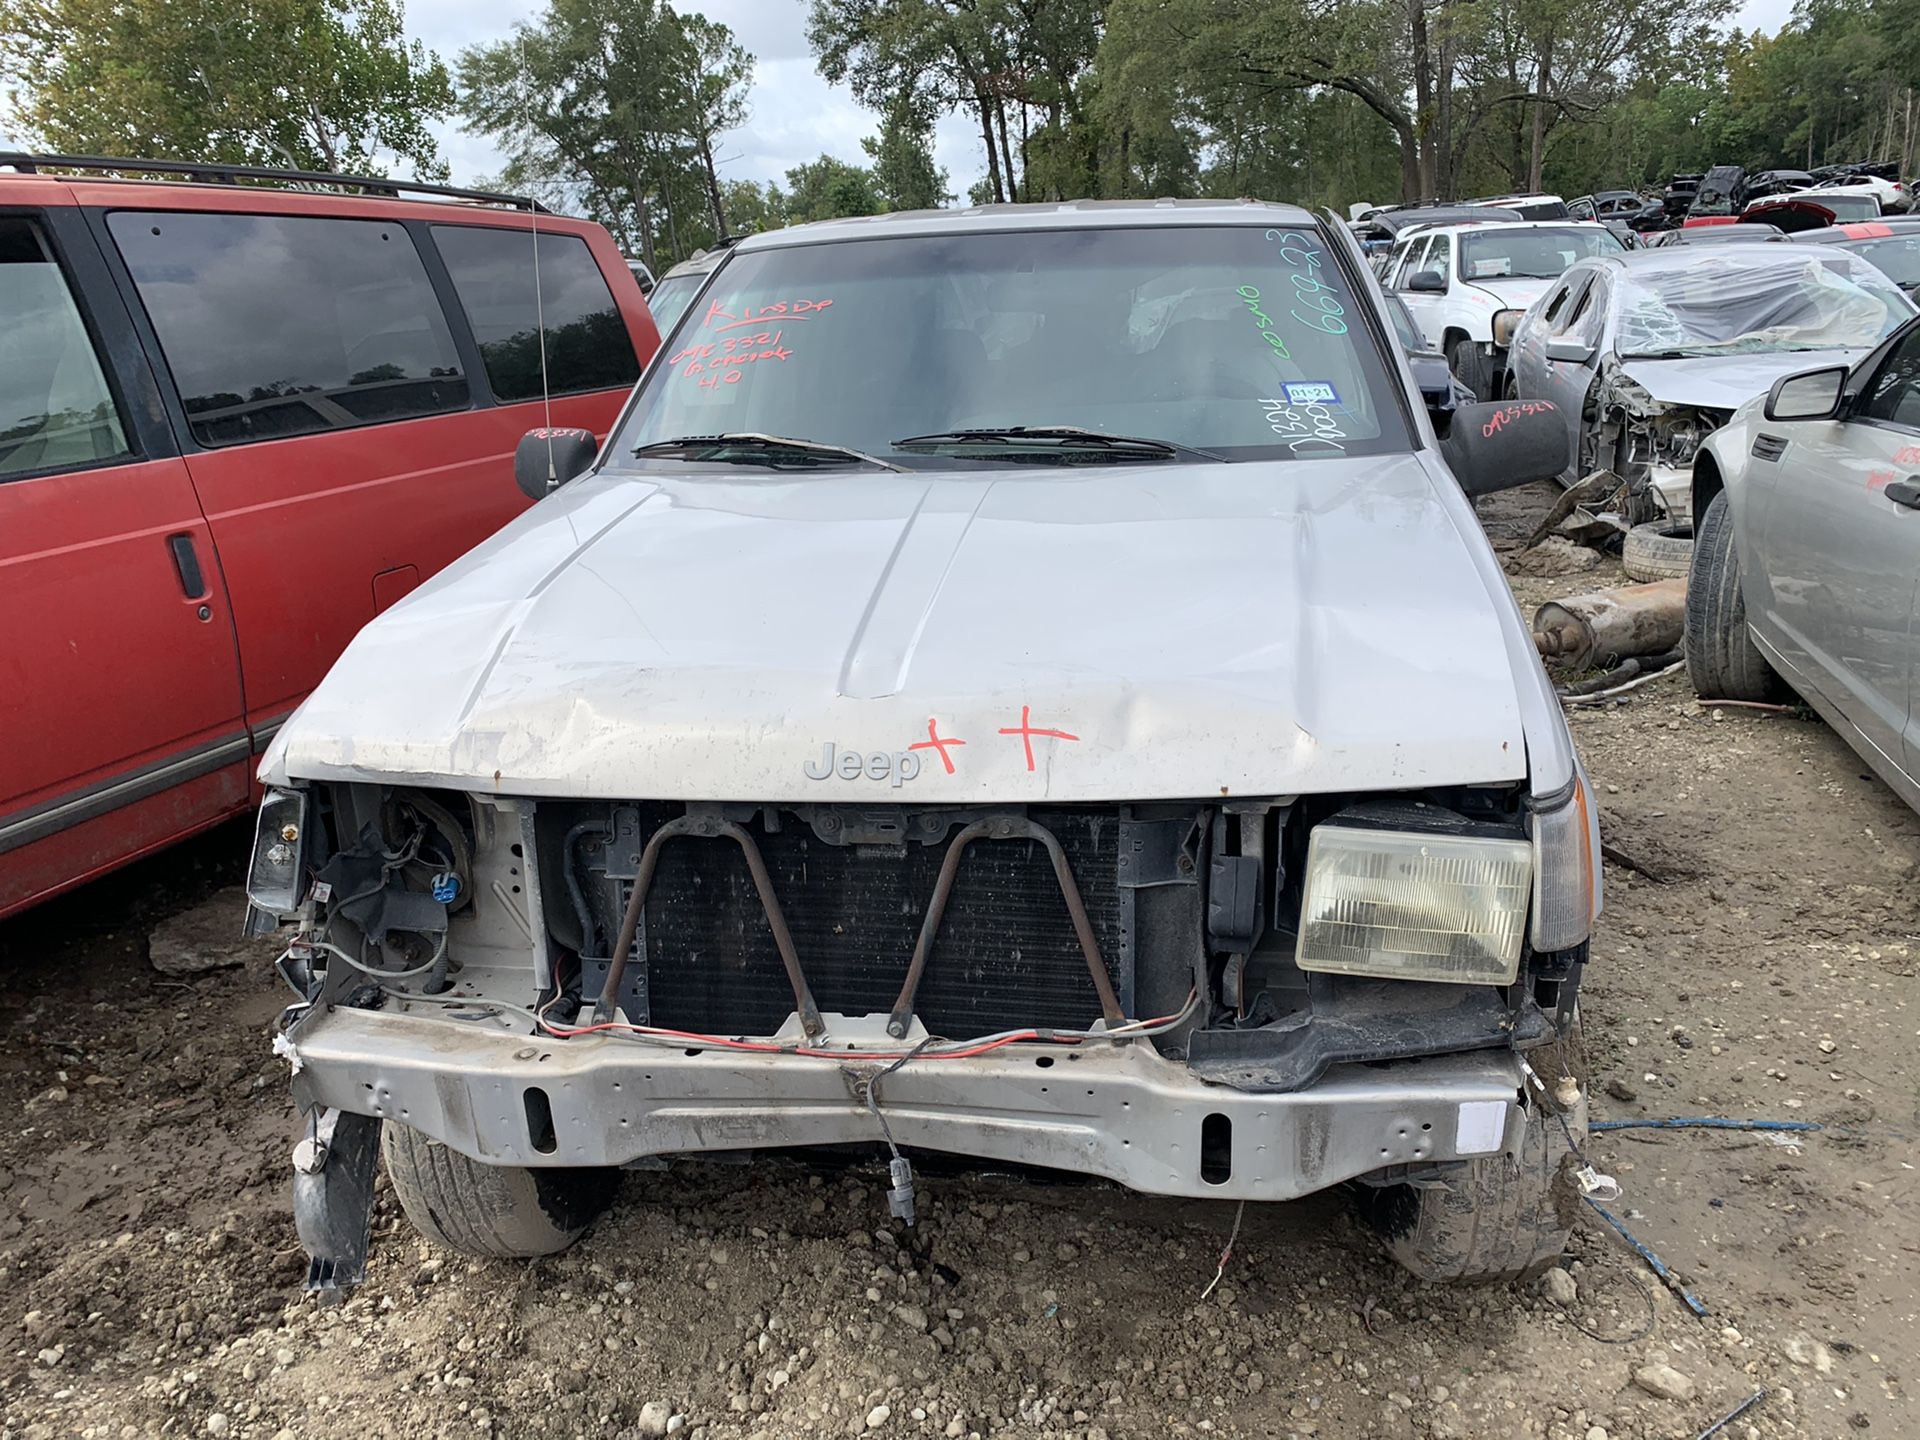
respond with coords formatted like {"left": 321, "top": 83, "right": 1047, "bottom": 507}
{"left": 593, "top": 815, "right": 825, "bottom": 1038}
{"left": 886, "top": 815, "right": 1125, "bottom": 1039}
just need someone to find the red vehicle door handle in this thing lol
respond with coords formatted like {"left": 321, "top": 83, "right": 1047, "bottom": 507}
{"left": 167, "top": 534, "right": 214, "bottom": 620}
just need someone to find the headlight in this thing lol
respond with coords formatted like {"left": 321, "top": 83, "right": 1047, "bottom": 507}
{"left": 1491, "top": 309, "right": 1522, "bottom": 348}
{"left": 246, "top": 787, "right": 309, "bottom": 913}
{"left": 1296, "top": 825, "right": 1532, "bottom": 984}
{"left": 1529, "top": 772, "right": 1600, "bottom": 951}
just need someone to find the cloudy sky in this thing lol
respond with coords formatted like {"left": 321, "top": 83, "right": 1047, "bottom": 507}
{"left": 417, "top": 0, "right": 1801, "bottom": 201}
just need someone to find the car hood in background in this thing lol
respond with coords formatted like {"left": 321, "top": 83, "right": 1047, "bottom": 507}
{"left": 1616, "top": 348, "right": 1867, "bottom": 410}
{"left": 262, "top": 458, "right": 1536, "bottom": 803}
{"left": 1468, "top": 277, "right": 1554, "bottom": 311}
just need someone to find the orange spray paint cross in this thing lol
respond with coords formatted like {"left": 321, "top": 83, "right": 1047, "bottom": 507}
{"left": 908, "top": 718, "right": 967, "bottom": 774}
{"left": 997, "top": 705, "right": 1080, "bottom": 771}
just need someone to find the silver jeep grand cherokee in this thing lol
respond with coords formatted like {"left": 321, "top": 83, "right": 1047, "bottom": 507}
{"left": 249, "top": 200, "right": 1599, "bottom": 1290}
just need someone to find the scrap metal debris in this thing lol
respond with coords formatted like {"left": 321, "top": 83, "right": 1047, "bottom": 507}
{"left": 1535, "top": 579, "right": 1687, "bottom": 671}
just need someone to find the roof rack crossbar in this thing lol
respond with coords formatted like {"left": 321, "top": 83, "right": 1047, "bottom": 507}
{"left": 0, "top": 152, "right": 549, "bottom": 213}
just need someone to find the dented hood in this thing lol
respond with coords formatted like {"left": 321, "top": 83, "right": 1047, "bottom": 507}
{"left": 262, "top": 457, "right": 1535, "bottom": 802}
{"left": 1615, "top": 348, "right": 1867, "bottom": 411}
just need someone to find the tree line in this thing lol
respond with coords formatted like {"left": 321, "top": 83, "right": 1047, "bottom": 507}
{"left": 4, "top": 0, "right": 1916, "bottom": 269}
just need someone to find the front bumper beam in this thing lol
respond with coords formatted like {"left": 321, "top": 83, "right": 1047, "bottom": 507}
{"left": 286, "top": 1007, "right": 1530, "bottom": 1202}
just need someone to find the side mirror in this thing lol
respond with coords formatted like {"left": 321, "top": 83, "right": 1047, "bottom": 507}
{"left": 1406, "top": 350, "right": 1459, "bottom": 420}
{"left": 1544, "top": 336, "right": 1595, "bottom": 365}
{"left": 1405, "top": 270, "right": 1447, "bottom": 294}
{"left": 1440, "top": 400, "right": 1571, "bottom": 497}
{"left": 515, "top": 427, "right": 598, "bottom": 501}
{"left": 1764, "top": 365, "right": 1848, "bottom": 422}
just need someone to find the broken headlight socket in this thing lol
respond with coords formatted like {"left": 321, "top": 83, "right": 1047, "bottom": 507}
{"left": 1294, "top": 824, "right": 1532, "bottom": 985}
{"left": 1528, "top": 769, "right": 1600, "bottom": 953}
{"left": 246, "top": 787, "right": 310, "bottom": 914}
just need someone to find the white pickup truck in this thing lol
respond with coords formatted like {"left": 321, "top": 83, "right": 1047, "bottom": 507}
{"left": 1380, "top": 220, "right": 1626, "bottom": 399}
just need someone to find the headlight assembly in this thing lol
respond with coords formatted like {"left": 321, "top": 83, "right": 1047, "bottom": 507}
{"left": 246, "top": 787, "right": 310, "bottom": 913}
{"left": 1491, "top": 309, "right": 1522, "bottom": 348}
{"left": 1296, "top": 825, "right": 1532, "bottom": 984}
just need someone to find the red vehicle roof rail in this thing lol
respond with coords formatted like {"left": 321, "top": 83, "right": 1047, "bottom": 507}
{"left": 0, "top": 152, "right": 549, "bottom": 213}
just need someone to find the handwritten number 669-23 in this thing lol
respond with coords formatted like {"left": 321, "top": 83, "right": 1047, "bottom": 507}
{"left": 1265, "top": 229, "right": 1349, "bottom": 335}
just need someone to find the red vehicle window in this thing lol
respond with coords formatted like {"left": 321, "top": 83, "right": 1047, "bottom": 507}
{"left": 0, "top": 218, "right": 131, "bottom": 479}
{"left": 107, "top": 210, "right": 470, "bottom": 447}
{"left": 432, "top": 224, "right": 641, "bottom": 401}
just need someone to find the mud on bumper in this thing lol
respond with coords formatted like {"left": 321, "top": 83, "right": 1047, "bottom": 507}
{"left": 287, "top": 1007, "right": 1532, "bottom": 1201}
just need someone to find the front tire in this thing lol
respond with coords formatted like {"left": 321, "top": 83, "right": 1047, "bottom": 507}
{"left": 1359, "top": 1022, "right": 1586, "bottom": 1284}
{"left": 1685, "top": 490, "right": 1787, "bottom": 702}
{"left": 1447, "top": 338, "right": 1491, "bottom": 402}
{"left": 381, "top": 1122, "right": 617, "bottom": 1259}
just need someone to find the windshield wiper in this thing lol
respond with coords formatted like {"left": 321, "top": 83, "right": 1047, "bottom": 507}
{"left": 892, "top": 425, "right": 1225, "bottom": 463}
{"left": 632, "top": 432, "right": 904, "bottom": 472}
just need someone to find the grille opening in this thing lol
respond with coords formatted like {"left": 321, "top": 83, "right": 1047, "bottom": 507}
{"left": 1200, "top": 1112, "right": 1232, "bottom": 1184}
{"left": 523, "top": 1087, "right": 557, "bottom": 1154}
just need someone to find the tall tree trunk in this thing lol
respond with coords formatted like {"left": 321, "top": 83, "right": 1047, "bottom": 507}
{"left": 1408, "top": 0, "right": 1435, "bottom": 198}
{"left": 994, "top": 92, "right": 1019, "bottom": 202}
{"left": 1398, "top": 123, "right": 1421, "bottom": 203}
{"left": 1117, "top": 126, "right": 1131, "bottom": 197}
{"left": 661, "top": 167, "right": 681, "bottom": 262}
{"left": 699, "top": 133, "right": 727, "bottom": 238}
{"left": 1435, "top": 13, "right": 1456, "bottom": 201}
{"left": 1529, "top": 32, "right": 1554, "bottom": 192}
{"left": 627, "top": 161, "right": 657, "bottom": 273}
{"left": 975, "top": 89, "right": 1005, "bottom": 201}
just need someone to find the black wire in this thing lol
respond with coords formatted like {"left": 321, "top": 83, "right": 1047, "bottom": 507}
{"left": 865, "top": 1037, "right": 934, "bottom": 1159}
{"left": 1564, "top": 1267, "right": 1658, "bottom": 1344}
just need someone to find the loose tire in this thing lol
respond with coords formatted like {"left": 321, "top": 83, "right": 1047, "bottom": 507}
{"left": 1685, "top": 491, "right": 1787, "bottom": 702}
{"left": 1447, "top": 338, "right": 1490, "bottom": 403}
{"left": 381, "top": 1122, "right": 616, "bottom": 1259}
{"left": 1359, "top": 1022, "right": 1586, "bottom": 1285}
{"left": 1621, "top": 519, "right": 1693, "bottom": 582}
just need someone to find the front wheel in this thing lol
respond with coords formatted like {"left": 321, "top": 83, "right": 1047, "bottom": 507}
{"left": 381, "top": 1122, "right": 617, "bottom": 1259}
{"left": 1358, "top": 1022, "right": 1585, "bottom": 1284}
{"left": 1447, "top": 338, "right": 1491, "bottom": 402}
{"left": 1685, "top": 490, "right": 1788, "bottom": 702}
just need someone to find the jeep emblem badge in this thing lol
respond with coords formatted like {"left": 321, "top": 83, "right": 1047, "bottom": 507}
{"left": 803, "top": 742, "right": 922, "bottom": 787}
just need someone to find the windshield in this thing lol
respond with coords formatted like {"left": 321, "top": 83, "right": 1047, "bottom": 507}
{"left": 1615, "top": 254, "right": 1913, "bottom": 357}
{"left": 619, "top": 224, "right": 1412, "bottom": 463}
{"left": 1460, "top": 227, "right": 1621, "bottom": 281}
{"left": 645, "top": 272, "right": 706, "bottom": 334}
{"left": 1835, "top": 233, "right": 1920, "bottom": 288}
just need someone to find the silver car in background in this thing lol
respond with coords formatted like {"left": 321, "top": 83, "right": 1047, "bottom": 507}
{"left": 1509, "top": 246, "right": 1915, "bottom": 522}
{"left": 1686, "top": 319, "right": 1920, "bottom": 810}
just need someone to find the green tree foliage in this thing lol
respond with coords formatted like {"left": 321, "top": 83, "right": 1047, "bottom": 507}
{"left": 783, "top": 154, "right": 883, "bottom": 221}
{"left": 455, "top": 0, "right": 751, "bottom": 271}
{"left": 0, "top": 0, "right": 452, "bottom": 177}
{"left": 864, "top": 94, "right": 952, "bottom": 210}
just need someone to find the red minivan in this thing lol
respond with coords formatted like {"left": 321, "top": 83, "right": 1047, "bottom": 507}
{"left": 0, "top": 156, "right": 661, "bottom": 918}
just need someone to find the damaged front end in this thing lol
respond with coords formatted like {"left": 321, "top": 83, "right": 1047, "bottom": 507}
{"left": 257, "top": 776, "right": 1598, "bottom": 1291}
{"left": 1580, "top": 363, "right": 1729, "bottom": 526}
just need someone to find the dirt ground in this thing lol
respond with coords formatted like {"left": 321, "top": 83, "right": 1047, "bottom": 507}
{"left": 2, "top": 484, "right": 1915, "bottom": 1440}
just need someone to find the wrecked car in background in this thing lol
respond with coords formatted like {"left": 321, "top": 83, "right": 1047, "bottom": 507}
{"left": 1508, "top": 246, "right": 1915, "bottom": 524}
{"left": 1794, "top": 217, "right": 1920, "bottom": 292}
{"left": 1381, "top": 220, "right": 1623, "bottom": 399}
{"left": 252, "top": 200, "right": 1602, "bottom": 1294}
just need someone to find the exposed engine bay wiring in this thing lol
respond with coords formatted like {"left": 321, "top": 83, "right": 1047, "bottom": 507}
{"left": 362, "top": 986, "right": 1203, "bottom": 1062}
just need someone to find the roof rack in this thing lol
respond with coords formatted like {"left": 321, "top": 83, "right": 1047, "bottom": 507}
{"left": 0, "top": 152, "right": 549, "bottom": 212}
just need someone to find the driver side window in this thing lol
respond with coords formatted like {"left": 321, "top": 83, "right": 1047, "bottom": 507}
{"left": 1394, "top": 236, "right": 1431, "bottom": 289}
{"left": 1860, "top": 327, "right": 1920, "bottom": 429}
{"left": 1427, "top": 236, "right": 1452, "bottom": 287}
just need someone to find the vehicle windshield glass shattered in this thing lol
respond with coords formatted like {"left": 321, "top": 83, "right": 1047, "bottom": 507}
{"left": 1614, "top": 254, "right": 1913, "bottom": 357}
{"left": 620, "top": 225, "right": 1412, "bottom": 463}
{"left": 1459, "top": 227, "right": 1622, "bottom": 280}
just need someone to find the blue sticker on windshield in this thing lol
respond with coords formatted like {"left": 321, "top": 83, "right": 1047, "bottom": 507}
{"left": 1283, "top": 381, "right": 1341, "bottom": 406}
